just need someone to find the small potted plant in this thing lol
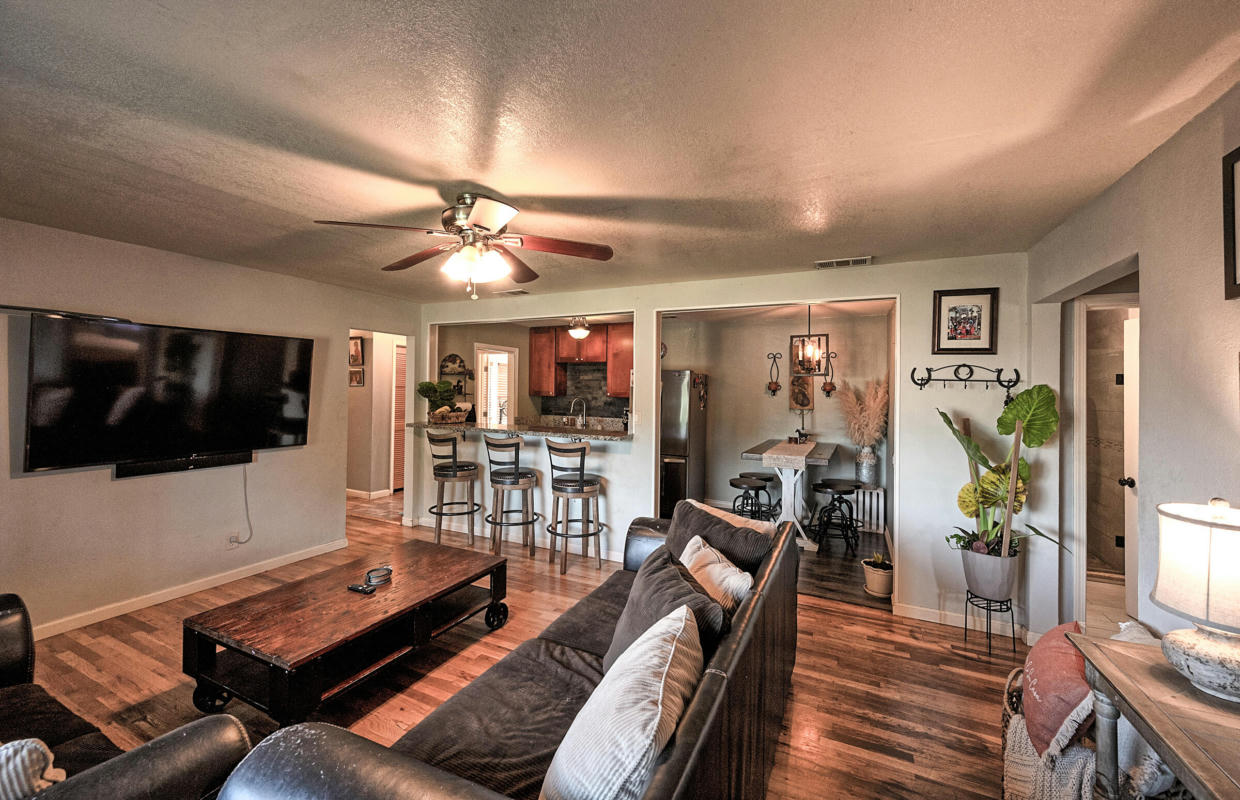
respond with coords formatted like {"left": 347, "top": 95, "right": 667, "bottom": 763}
{"left": 838, "top": 377, "right": 889, "bottom": 487}
{"left": 939, "top": 384, "right": 1066, "bottom": 601}
{"left": 861, "top": 551, "right": 893, "bottom": 599}
{"left": 416, "top": 380, "right": 464, "bottom": 423}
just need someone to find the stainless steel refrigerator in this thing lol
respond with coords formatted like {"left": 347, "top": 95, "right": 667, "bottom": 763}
{"left": 660, "top": 370, "right": 708, "bottom": 518}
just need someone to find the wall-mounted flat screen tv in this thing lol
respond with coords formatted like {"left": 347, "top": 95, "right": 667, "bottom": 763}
{"left": 24, "top": 314, "right": 314, "bottom": 472}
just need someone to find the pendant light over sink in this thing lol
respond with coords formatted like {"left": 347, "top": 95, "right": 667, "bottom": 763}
{"left": 567, "top": 317, "right": 591, "bottom": 339}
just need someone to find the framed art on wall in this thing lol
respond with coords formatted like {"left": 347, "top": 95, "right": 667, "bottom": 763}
{"left": 932, "top": 287, "right": 999, "bottom": 355}
{"left": 348, "top": 368, "right": 364, "bottom": 387}
{"left": 1223, "top": 143, "right": 1240, "bottom": 299}
{"left": 348, "top": 336, "right": 364, "bottom": 366}
{"left": 789, "top": 375, "right": 814, "bottom": 411}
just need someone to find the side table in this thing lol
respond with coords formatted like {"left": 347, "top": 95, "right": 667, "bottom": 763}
{"left": 1067, "top": 632, "right": 1240, "bottom": 800}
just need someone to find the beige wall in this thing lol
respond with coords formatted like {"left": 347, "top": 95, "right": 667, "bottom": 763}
{"left": 1029, "top": 81, "right": 1240, "bottom": 634}
{"left": 1, "top": 218, "right": 418, "bottom": 635}
{"left": 434, "top": 322, "right": 537, "bottom": 421}
{"left": 346, "top": 330, "right": 404, "bottom": 494}
{"left": 662, "top": 309, "right": 893, "bottom": 504}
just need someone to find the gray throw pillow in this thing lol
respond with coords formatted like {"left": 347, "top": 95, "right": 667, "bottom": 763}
{"left": 666, "top": 500, "right": 774, "bottom": 573}
{"left": 603, "top": 546, "right": 726, "bottom": 672}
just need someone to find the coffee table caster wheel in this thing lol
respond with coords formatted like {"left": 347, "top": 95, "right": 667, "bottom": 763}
{"left": 193, "top": 685, "right": 232, "bottom": 713}
{"left": 485, "top": 602, "right": 509, "bottom": 630}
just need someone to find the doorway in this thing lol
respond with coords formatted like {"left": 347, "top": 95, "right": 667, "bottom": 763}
{"left": 345, "top": 329, "right": 408, "bottom": 525}
{"left": 1073, "top": 295, "right": 1139, "bottom": 636}
{"left": 473, "top": 343, "right": 518, "bottom": 426}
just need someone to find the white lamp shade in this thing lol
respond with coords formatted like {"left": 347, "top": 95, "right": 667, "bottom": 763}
{"left": 1152, "top": 502, "right": 1240, "bottom": 632}
{"left": 441, "top": 245, "right": 511, "bottom": 284}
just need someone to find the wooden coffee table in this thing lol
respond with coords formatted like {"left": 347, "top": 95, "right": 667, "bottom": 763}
{"left": 182, "top": 539, "right": 507, "bottom": 725}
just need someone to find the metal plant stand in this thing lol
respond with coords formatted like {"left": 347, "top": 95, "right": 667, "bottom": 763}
{"left": 964, "top": 591, "right": 1016, "bottom": 656}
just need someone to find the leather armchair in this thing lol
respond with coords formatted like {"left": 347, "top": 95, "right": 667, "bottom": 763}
{"left": 219, "top": 722, "right": 507, "bottom": 800}
{"left": 0, "top": 593, "right": 252, "bottom": 799}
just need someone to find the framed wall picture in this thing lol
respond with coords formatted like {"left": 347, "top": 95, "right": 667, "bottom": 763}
{"left": 348, "top": 336, "right": 364, "bottom": 366}
{"left": 789, "top": 375, "right": 814, "bottom": 411}
{"left": 1223, "top": 144, "right": 1240, "bottom": 299}
{"left": 932, "top": 287, "right": 999, "bottom": 355}
{"left": 348, "top": 368, "right": 364, "bottom": 387}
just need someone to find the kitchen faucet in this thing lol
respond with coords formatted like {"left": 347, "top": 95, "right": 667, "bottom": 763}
{"left": 569, "top": 397, "right": 587, "bottom": 428}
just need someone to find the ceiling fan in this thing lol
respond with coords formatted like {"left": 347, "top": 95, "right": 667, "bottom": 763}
{"left": 315, "top": 193, "right": 614, "bottom": 299}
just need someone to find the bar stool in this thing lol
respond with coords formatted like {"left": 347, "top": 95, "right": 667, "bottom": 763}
{"left": 426, "top": 431, "right": 481, "bottom": 546}
{"left": 730, "top": 476, "right": 767, "bottom": 520}
{"left": 483, "top": 435, "right": 540, "bottom": 558}
{"left": 811, "top": 478, "right": 862, "bottom": 553}
{"left": 739, "top": 471, "right": 779, "bottom": 519}
{"left": 545, "top": 439, "right": 604, "bottom": 574}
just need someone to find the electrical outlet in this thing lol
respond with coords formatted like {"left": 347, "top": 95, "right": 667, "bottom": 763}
{"left": 225, "top": 533, "right": 240, "bottom": 550}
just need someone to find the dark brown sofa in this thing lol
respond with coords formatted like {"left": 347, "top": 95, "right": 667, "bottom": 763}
{"left": 0, "top": 593, "right": 252, "bottom": 799}
{"left": 216, "top": 512, "right": 799, "bottom": 800}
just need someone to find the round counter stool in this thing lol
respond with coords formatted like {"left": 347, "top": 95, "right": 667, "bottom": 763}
{"left": 730, "top": 476, "right": 767, "bottom": 520}
{"left": 811, "top": 478, "right": 862, "bottom": 553}
{"left": 739, "top": 471, "right": 779, "bottom": 519}
{"left": 545, "top": 439, "right": 604, "bottom": 574}
{"left": 426, "top": 431, "right": 481, "bottom": 546}
{"left": 483, "top": 435, "right": 541, "bottom": 558}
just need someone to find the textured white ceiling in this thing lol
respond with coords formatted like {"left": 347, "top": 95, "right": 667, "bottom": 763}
{"left": 2, "top": 1, "right": 1240, "bottom": 303}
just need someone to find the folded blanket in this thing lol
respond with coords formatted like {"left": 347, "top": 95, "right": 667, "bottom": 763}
{"left": 1004, "top": 714, "right": 1094, "bottom": 800}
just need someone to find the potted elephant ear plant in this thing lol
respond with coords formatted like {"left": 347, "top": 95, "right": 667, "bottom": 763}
{"left": 938, "top": 384, "right": 1066, "bottom": 601}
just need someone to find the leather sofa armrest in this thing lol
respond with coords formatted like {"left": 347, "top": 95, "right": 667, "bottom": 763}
{"left": 624, "top": 517, "right": 671, "bottom": 571}
{"left": 40, "top": 715, "right": 251, "bottom": 800}
{"left": 218, "top": 722, "right": 508, "bottom": 800}
{"left": 0, "top": 593, "right": 34, "bottom": 687}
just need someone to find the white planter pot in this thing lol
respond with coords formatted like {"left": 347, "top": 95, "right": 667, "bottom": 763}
{"left": 862, "top": 561, "right": 893, "bottom": 598}
{"left": 960, "top": 549, "right": 1019, "bottom": 601}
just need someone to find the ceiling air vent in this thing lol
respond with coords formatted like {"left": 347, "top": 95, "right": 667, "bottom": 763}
{"left": 814, "top": 256, "right": 873, "bottom": 269}
{"left": 493, "top": 289, "right": 530, "bottom": 297}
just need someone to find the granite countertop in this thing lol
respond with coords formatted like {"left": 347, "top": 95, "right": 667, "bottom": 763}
{"left": 409, "top": 420, "right": 633, "bottom": 442}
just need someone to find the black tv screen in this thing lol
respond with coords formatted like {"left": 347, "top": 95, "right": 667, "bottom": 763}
{"left": 24, "top": 314, "right": 314, "bottom": 472}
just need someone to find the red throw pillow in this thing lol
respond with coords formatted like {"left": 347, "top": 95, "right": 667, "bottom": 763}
{"left": 1022, "top": 621, "right": 1094, "bottom": 757}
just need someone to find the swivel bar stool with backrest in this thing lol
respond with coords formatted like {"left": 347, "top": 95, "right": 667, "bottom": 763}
{"left": 811, "top": 478, "right": 862, "bottom": 553}
{"left": 545, "top": 439, "right": 604, "bottom": 574}
{"left": 426, "top": 431, "right": 481, "bottom": 546}
{"left": 482, "top": 435, "right": 540, "bottom": 558}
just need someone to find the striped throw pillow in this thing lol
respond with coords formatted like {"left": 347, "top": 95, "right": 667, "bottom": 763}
{"left": 0, "top": 739, "right": 65, "bottom": 800}
{"left": 540, "top": 605, "right": 703, "bottom": 800}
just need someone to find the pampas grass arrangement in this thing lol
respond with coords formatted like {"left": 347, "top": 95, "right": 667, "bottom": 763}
{"left": 838, "top": 377, "right": 889, "bottom": 447}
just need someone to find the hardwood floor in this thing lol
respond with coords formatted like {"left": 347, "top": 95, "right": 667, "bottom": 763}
{"left": 34, "top": 496, "right": 1024, "bottom": 798}
{"left": 797, "top": 529, "right": 892, "bottom": 611}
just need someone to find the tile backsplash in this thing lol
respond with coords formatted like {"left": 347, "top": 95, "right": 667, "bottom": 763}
{"left": 536, "top": 363, "right": 630, "bottom": 418}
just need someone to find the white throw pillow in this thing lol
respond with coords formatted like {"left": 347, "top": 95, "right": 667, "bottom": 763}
{"left": 685, "top": 499, "right": 776, "bottom": 536}
{"left": 540, "top": 605, "right": 703, "bottom": 800}
{"left": 0, "top": 739, "right": 65, "bottom": 800}
{"left": 680, "top": 534, "right": 753, "bottom": 615}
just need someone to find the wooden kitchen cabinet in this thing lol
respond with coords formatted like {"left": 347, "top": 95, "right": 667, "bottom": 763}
{"left": 606, "top": 322, "right": 634, "bottom": 397}
{"left": 529, "top": 327, "right": 566, "bottom": 396}
{"left": 555, "top": 326, "right": 608, "bottom": 363}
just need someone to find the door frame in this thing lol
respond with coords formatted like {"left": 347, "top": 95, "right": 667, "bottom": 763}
{"left": 473, "top": 342, "right": 519, "bottom": 425}
{"left": 1070, "top": 293, "right": 1139, "bottom": 620}
{"left": 390, "top": 341, "right": 407, "bottom": 492}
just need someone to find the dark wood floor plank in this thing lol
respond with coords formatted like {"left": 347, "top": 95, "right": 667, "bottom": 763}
{"left": 32, "top": 493, "right": 1022, "bottom": 797}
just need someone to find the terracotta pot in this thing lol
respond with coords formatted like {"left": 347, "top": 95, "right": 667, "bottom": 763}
{"left": 862, "top": 560, "right": 893, "bottom": 598}
{"left": 960, "top": 548, "right": 1019, "bottom": 601}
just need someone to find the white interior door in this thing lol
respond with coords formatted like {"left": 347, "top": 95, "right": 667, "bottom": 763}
{"left": 1123, "top": 314, "right": 1140, "bottom": 617}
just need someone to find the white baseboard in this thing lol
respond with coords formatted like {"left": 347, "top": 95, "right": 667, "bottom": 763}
{"left": 418, "top": 515, "right": 625, "bottom": 563}
{"left": 346, "top": 488, "right": 392, "bottom": 500}
{"left": 33, "top": 537, "right": 350, "bottom": 640}
{"left": 894, "top": 601, "right": 1031, "bottom": 645}
{"left": 401, "top": 515, "right": 415, "bottom": 527}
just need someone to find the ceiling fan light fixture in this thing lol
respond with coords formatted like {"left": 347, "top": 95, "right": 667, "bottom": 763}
{"left": 567, "top": 317, "right": 591, "bottom": 339}
{"left": 441, "top": 244, "right": 512, "bottom": 285}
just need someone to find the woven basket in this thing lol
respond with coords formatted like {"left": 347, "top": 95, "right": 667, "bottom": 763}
{"left": 428, "top": 411, "right": 468, "bottom": 424}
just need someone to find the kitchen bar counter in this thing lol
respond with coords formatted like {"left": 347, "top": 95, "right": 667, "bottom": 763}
{"left": 409, "top": 420, "right": 633, "bottom": 442}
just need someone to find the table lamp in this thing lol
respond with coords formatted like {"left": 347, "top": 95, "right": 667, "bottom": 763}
{"left": 1152, "top": 498, "right": 1240, "bottom": 702}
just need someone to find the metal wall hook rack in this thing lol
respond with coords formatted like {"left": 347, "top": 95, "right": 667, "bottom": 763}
{"left": 910, "top": 364, "right": 1021, "bottom": 405}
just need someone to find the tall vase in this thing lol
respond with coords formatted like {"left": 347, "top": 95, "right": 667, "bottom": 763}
{"left": 855, "top": 445, "right": 878, "bottom": 487}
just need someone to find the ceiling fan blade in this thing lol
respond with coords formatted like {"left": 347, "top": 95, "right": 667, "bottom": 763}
{"left": 382, "top": 243, "right": 460, "bottom": 271}
{"left": 500, "top": 233, "right": 614, "bottom": 261}
{"left": 467, "top": 197, "right": 519, "bottom": 233}
{"left": 315, "top": 220, "right": 455, "bottom": 237}
{"left": 493, "top": 245, "right": 539, "bottom": 284}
